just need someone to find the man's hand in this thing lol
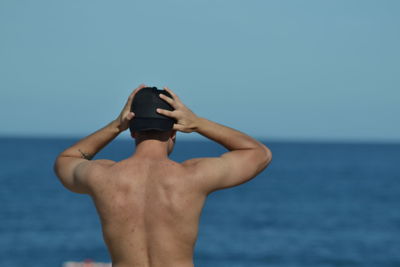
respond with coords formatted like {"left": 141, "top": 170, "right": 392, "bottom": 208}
{"left": 115, "top": 84, "right": 146, "bottom": 132}
{"left": 156, "top": 87, "right": 200, "bottom": 133}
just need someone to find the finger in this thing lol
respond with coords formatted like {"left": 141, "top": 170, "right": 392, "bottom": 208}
{"left": 129, "top": 84, "right": 146, "bottom": 99}
{"left": 156, "top": 108, "right": 175, "bottom": 118}
{"left": 126, "top": 112, "right": 135, "bottom": 120}
{"left": 163, "top": 87, "right": 179, "bottom": 100}
{"left": 173, "top": 123, "right": 185, "bottom": 132}
{"left": 136, "top": 83, "right": 146, "bottom": 91}
{"left": 159, "top": 93, "right": 177, "bottom": 108}
{"left": 126, "top": 84, "right": 146, "bottom": 109}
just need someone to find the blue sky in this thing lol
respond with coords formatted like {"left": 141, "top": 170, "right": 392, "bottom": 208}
{"left": 0, "top": 0, "right": 399, "bottom": 141}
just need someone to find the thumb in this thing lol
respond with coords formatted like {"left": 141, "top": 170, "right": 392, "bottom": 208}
{"left": 126, "top": 112, "right": 135, "bottom": 121}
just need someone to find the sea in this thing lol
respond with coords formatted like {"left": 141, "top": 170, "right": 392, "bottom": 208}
{"left": 0, "top": 137, "right": 399, "bottom": 267}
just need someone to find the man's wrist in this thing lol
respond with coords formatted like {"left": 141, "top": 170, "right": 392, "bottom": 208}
{"left": 193, "top": 117, "right": 206, "bottom": 133}
{"left": 109, "top": 119, "right": 125, "bottom": 134}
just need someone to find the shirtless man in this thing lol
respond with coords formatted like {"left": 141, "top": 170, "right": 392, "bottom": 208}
{"left": 54, "top": 84, "right": 272, "bottom": 267}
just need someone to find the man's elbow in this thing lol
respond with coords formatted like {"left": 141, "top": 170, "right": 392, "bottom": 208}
{"left": 256, "top": 144, "right": 272, "bottom": 170}
{"left": 53, "top": 155, "right": 69, "bottom": 179}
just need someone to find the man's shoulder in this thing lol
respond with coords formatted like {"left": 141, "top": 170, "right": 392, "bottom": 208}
{"left": 180, "top": 157, "right": 222, "bottom": 174}
{"left": 181, "top": 158, "right": 203, "bottom": 168}
{"left": 92, "top": 159, "right": 116, "bottom": 166}
{"left": 84, "top": 159, "right": 116, "bottom": 175}
{"left": 182, "top": 157, "right": 221, "bottom": 165}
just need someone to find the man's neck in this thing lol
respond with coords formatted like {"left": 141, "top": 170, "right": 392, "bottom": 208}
{"left": 133, "top": 139, "right": 169, "bottom": 159}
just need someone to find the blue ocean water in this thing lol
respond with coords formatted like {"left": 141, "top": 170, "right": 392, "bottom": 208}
{"left": 0, "top": 137, "right": 399, "bottom": 267}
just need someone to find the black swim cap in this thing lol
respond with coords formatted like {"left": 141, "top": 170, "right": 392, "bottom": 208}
{"left": 129, "top": 87, "right": 175, "bottom": 132}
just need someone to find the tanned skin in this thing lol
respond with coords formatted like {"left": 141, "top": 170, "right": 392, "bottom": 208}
{"left": 54, "top": 84, "right": 272, "bottom": 267}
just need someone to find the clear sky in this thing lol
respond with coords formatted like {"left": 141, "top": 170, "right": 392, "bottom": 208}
{"left": 0, "top": 0, "right": 399, "bottom": 142}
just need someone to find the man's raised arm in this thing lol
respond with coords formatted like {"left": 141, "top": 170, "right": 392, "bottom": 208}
{"left": 53, "top": 84, "right": 146, "bottom": 193}
{"left": 157, "top": 87, "right": 272, "bottom": 193}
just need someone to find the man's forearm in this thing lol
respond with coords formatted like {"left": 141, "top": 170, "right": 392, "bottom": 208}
{"left": 58, "top": 120, "right": 122, "bottom": 159}
{"left": 194, "top": 117, "right": 266, "bottom": 151}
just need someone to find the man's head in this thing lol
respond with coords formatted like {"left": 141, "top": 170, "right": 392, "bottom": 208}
{"left": 129, "top": 87, "right": 176, "bottom": 153}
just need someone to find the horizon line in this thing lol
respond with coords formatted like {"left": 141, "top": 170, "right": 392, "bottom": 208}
{"left": 0, "top": 133, "right": 399, "bottom": 145}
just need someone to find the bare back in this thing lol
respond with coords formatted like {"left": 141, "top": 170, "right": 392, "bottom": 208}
{"left": 86, "top": 157, "right": 206, "bottom": 267}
